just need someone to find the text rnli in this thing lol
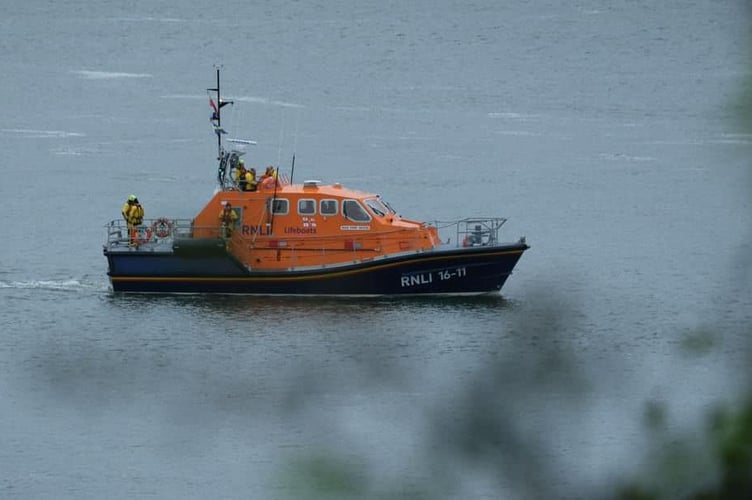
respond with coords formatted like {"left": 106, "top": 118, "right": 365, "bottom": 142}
{"left": 400, "top": 267, "right": 467, "bottom": 288}
{"left": 241, "top": 224, "right": 317, "bottom": 236}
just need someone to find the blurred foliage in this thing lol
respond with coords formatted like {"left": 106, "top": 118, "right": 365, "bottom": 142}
{"left": 614, "top": 10, "right": 752, "bottom": 495}
{"left": 283, "top": 455, "right": 366, "bottom": 500}
{"left": 617, "top": 401, "right": 752, "bottom": 499}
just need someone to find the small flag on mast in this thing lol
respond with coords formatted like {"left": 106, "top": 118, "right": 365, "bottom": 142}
{"left": 209, "top": 96, "right": 219, "bottom": 121}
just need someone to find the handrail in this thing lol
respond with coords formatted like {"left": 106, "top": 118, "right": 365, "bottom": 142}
{"left": 432, "top": 217, "right": 507, "bottom": 247}
{"left": 105, "top": 216, "right": 509, "bottom": 250}
{"left": 104, "top": 218, "right": 202, "bottom": 246}
{"left": 230, "top": 226, "right": 426, "bottom": 252}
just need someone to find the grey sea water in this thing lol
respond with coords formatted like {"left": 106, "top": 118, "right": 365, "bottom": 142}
{"left": 1, "top": 0, "right": 751, "bottom": 498}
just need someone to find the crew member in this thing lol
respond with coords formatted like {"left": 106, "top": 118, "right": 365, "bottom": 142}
{"left": 259, "top": 165, "right": 277, "bottom": 189}
{"left": 236, "top": 159, "right": 248, "bottom": 191}
{"left": 122, "top": 194, "right": 145, "bottom": 246}
{"left": 219, "top": 201, "right": 238, "bottom": 238}
{"left": 245, "top": 167, "right": 258, "bottom": 192}
{"left": 260, "top": 165, "right": 277, "bottom": 181}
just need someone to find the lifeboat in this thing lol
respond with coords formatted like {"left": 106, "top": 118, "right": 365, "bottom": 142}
{"left": 102, "top": 70, "right": 529, "bottom": 295}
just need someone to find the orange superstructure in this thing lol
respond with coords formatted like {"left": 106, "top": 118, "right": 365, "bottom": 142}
{"left": 192, "top": 178, "right": 441, "bottom": 271}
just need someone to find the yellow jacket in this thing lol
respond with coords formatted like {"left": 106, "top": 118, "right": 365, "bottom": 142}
{"left": 131, "top": 203, "right": 144, "bottom": 224}
{"left": 122, "top": 202, "right": 144, "bottom": 225}
{"left": 242, "top": 171, "right": 258, "bottom": 191}
{"left": 219, "top": 207, "right": 238, "bottom": 225}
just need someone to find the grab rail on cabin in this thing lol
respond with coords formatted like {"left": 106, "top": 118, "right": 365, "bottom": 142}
{"left": 228, "top": 225, "right": 430, "bottom": 252}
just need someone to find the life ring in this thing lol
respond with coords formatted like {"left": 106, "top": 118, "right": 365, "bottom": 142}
{"left": 152, "top": 217, "right": 173, "bottom": 238}
{"left": 131, "top": 226, "right": 153, "bottom": 245}
{"left": 139, "top": 227, "right": 153, "bottom": 244}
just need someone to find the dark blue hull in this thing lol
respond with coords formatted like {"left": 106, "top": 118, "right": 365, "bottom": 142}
{"left": 104, "top": 243, "right": 528, "bottom": 295}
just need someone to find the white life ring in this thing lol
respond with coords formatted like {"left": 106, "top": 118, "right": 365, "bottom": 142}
{"left": 151, "top": 217, "right": 173, "bottom": 238}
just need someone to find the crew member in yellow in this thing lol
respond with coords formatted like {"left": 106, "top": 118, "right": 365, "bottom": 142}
{"left": 219, "top": 201, "right": 239, "bottom": 238}
{"left": 235, "top": 159, "right": 248, "bottom": 191}
{"left": 122, "top": 194, "right": 145, "bottom": 246}
{"left": 245, "top": 167, "right": 258, "bottom": 192}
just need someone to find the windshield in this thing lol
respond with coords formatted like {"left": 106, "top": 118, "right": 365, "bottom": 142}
{"left": 364, "top": 197, "right": 390, "bottom": 216}
{"left": 342, "top": 199, "right": 371, "bottom": 222}
{"left": 381, "top": 198, "right": 397, "bottom": 214}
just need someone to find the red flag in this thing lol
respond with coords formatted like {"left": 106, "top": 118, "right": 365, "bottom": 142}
{"left": 208, "top": 97, "right": 218, "bottom": 113}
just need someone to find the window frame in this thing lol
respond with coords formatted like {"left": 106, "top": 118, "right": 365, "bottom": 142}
{"left": 320, "top": 198, "right": 338, "bottom": 216}
{"left": 297, "top": 198, "right": 316, "bottom": 215}
{"left": 342, "top": 199, "right": 372, "bottom": 222}
{"left": 269, "top": 198, "right": 289, "bottom": 215}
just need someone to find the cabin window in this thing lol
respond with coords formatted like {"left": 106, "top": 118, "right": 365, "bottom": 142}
{"left": 320, "top": 199, "right": 338, "bottom": 215}
{"left": 342, "top": 199, "right": 371, "bottom": 222}
{"left": 298, "top": 199, "right": 316, "bottom": 215}
{"left": 365, "top": 197, "right": 389, "bottom": 217}
{"left": 268, "top": 198, "right": 288, "bottom": 215}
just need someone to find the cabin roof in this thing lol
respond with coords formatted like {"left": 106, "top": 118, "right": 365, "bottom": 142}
{"left": 274, "top": 182, "right": 377, "bottom": 199}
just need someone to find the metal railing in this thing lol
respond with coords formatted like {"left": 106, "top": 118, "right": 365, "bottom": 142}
{"left": 104, "top": 218, "right": 198, "bottom": 246}
{"left": 106, "top": 216, "right": 510, "bottom": 253}
{"left": 433, "top": 217, "right": 508, "bottom": 247}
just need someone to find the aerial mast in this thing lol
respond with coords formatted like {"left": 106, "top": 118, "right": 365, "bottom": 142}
{"left": 215, "top": 67, "right": 221, "bottom": 158}
{"left": 208, "top": 67, "right": 234, "bottom": 159}
{"left": 207, "top": 67, "right": 222, "bottom": 160}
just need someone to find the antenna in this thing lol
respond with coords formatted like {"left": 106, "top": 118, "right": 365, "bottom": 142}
{"left": 269, "top": 166, "right": 281, "bottom": 235}
{"left": 207, "top": 67, "right": 222, "bottom": 160}
{"left": 290, "top": 110, "right": 299, "bottom": 184}
{"left": 277, "top": 108, "right": 285, "bottom": 170}
{"left": 207, "top": 66, "right": 234, "bottom": 160}
{"left": 289, "top": 153, "right": 296, "bottom": 184}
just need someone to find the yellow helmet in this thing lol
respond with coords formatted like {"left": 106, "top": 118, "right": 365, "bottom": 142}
{"left": 128, "top": 194, "right": 136, "bottom": 201}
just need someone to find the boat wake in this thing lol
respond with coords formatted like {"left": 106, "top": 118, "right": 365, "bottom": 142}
{"left": 493, "top": 129, "right": 542, "bottom": 137}
{"left": 487, "top": 112, "right": 541, "bottom": 121}
{"left": 110, "top": 16, "right": 195, "bottom": 24}
{"left": 0, "top": 278, "right": 106, "bottom": 292}
{"left": 0, "top": 128, "right": 84, "bottom": 139}
{"left": 72, "top": 70, "right": 152, "bottom": 80}
{"left": 598, "top": 153, "right": 657, "bottom": 162}
{"left": 52, "top": 146, "right": 99, "bottom": 156}
{"left": 231, "top": 95, "right": 304, "bottom": 109}
{"left": 161, "top": 94, "right": 304, "bottom": 109}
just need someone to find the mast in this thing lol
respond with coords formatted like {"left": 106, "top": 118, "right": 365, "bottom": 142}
{"left": 215, "top": 67, "right": 221, "bottom": 159}
{"left": 207, "top": 67, "right": 222, "bottom": 160}
{"left": 208, "top": 67, "right": 235, "bottom": 188}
